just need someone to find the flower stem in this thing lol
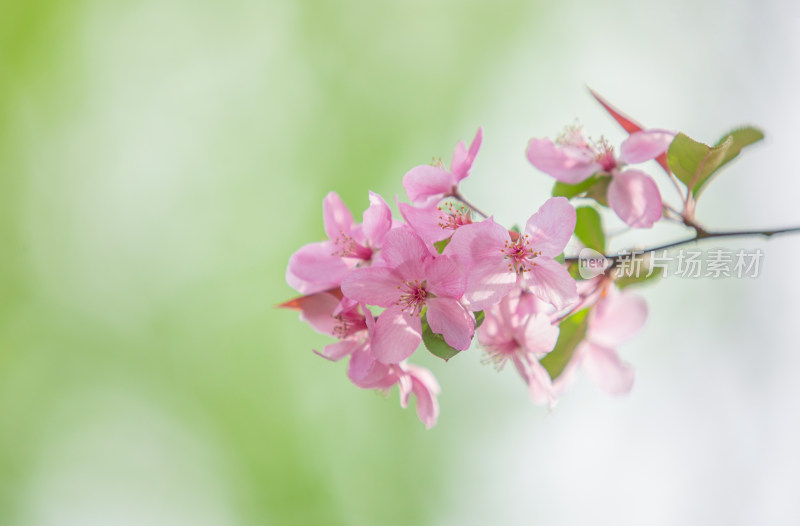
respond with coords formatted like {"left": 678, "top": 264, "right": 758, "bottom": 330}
{"left": 452, "top": 191, "right": 489, "bottom": 219}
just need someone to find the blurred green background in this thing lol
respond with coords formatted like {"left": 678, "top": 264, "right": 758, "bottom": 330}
{"left": 0, "top": 1, "right": 546, "bottom": 524}
{"left": 3, "top": 0, "right": 800, "bottom": 524}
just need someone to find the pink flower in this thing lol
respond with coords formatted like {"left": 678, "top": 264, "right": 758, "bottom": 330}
{"left": 284, "top": 291, "right": 440, "bottom": 427}
{"left": 397, "top": 200, "right": 474, "bottom": 247}
{"left": 341, "top": 228, "right": 474, "bottom": 364}
{"left": 555, "top": 286, "right": 647, "bottom": 396}
{"left": 402, "top": 128, "right": 483, "bottom": 206}
{"left": 478, "top": 288, "right": 560, "bottom": 405}
{"left": 443, "top": 197, "right": 578, "bottom": 311}
{"left": 526, "top": 127, "right": 674, "bottom": 228}
{"left": 280, "top": 290, "right": 392, "bottom": 388}
{"left": 286, "top": 191, "right": 393, "bottom": 294}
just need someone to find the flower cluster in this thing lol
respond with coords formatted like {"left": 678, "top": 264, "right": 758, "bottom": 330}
{"left": 281, "top": 91, "right": 769, "bottom": 428}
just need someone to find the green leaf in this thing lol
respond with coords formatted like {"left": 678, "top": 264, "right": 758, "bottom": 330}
{"left": 574, "top": 206, "right": 605, "bottom": 252}
{"left": 552, "top": 175, "right": 600, "bottom": 199}
{"left": 692, "top": 126, "right": 765, "bottom": 197}
{"left": 474, "top": 310, "right": 485, "bottom": 329}
{"left": 717, "top": 126, "right": 764, "bottom": 166}
{"left": 667, "top": 132, "right": 734, "bottom": 196}
{"left": 585, "top": 176, "right": 611, "bottom": 206}
{"left": 421, "top": 313, "right": 461, "bottom": 361}
{"left": 554, "top": 254, "right": 585, "bottom": 281}
{"left": 566, "top": 260, "right": 583, "bottom": 280}
{"left": 434, "top": 237, "right": 451, "bottom": 254}
{"left": 540, "top": 309, "right": 589, "bottom": 381}
{"left": 552, "top": 174, "right": 611, "bottom": 206}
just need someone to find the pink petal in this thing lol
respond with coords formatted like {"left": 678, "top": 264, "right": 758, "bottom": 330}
{"left": 297, "top": 292, "right": 341, "bottom": 335}
{"left": 607, "top": 169, "right": 663, "bottom": 228}
{"left": 424, "top": 255, "right": 467, "bottom": 299}
{"left": 286, "top": 241, "right": 352, "bottom": 294}
{"left": 451, "top": 127, "right": 483, "bottom": 181}
{"left": 524, "top": 257, "right": 578, "bottom": 310}
{"left": 477, "top": 321, "right": 506, "bottom": 352}
{"left": 362, "top": 191, "right": 393, "bottom": 247}
{"left": 452, "top": 142, "right": 468, "bottom": 176}
{"left": 371, "top": 306, "right": 422, "bottom": 364}
{"left": 581, "top": 342, "right": 635, "bottom": 395}
{"left": 589, "top": 291, "right": 648, "bottom": 348}
{"left": 407, "top": 363, "right": 441, "bottom": 395}
{"left": 332, "top": 296, "right": 358, "bottom": 317}
{"left": 407, "top": 365, "right": 441, "bottom": 429}
{"left": 363, "top": 305, "right": 376, "bottom": 334}
{"left": 444, "top": 217, "right": 509, "bottom": 262}
{"left": 462, "top": 257, "right": 516, "bottom": 312}
{"left": 526, "top": 358, "right": 555, "bottom": 407}
{"left": 523, "top": 313, "right": 559, "bottom": 356}
{"left": 397, "top": 202, "right": 452, "bottom": 245}
{"left": 525, "top": 196, "right": 577, "bottom": 257}
{"left": 316, "top": 340, "right": 359, "bottom": 362}
{"left": 402, "top": 165, "right": 456, "bottom": 205}
{"left": 426, "top": 297, "right": 474, "bottom": 351}
{"left": 526, "top": 138, "right": 601, "bottom": 184}
{"left": 347, "top": 344, "right": 391, "bottom": 387}
{"left": 618, "top": 129, "right": 676, "bottom": 164}
{"left": 379, "top": 228, "right": 432, "bottom": 269}
{"left": 517, "top": 290, "right": 554, "bottom": 319}
{"left": 340, "top": 266, "right": 399, "bottom": 307}
{"left": 285, "top": 269, "right": 317, "bottom": 296}
{"left": 323, "top": 191, "right": 354, "bottom": 241}
{"left": 398, "top": 371, "right": 413, "bottom": 408}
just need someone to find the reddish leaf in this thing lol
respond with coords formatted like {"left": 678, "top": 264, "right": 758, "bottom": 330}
{"left": 588, "top": 87, "right": 671, "bottom": 175}
{"left": 277, "top": 287, "right": 342, "bottom": 310}
{"left": 588, "top": 87, "right": 643, "bottom": 134}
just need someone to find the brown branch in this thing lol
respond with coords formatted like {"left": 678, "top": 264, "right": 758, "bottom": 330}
{"left": 565, "top": 226, "right": 800, "bottom": 263}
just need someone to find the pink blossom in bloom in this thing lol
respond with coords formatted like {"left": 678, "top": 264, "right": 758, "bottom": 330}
{"left": 286, "top": 191, "right": 393, "bottom": 294}
{"left": 554, "top": 286, "right": 647, "bottom": 396}
{"left": 478, "top": 288, "right": 560, "bottom": 405}
{"left": 285, "top": 291, "right": 440, "bottom": 427}
{"left": 444, "top": 197, "right": 578, "bottom": 311}
{"left": 397, "top": 200, "right": 474, "bottom": 247}
{"left": 281, "top": 290, "right": 392, "bottom": 388}
{"left": 588, "top": 87, "right": 672, "bottom": 175}
{"left": 402, "top": 128, "right": 483, "bottom": 206}
{"left": 341, "top": 228, "right": 474, "bottom": 364}
{"left": 526, "top": 126, "right": 674, "bottom": 228}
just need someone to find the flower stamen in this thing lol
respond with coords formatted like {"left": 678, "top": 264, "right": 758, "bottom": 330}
{"left": 501, "top": 233, "right": 542, "bottom": 274}
{"left": 395, "top": 279, "right": 428, "bottom": 316}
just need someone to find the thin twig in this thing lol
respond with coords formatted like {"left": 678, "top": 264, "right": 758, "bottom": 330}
{"left": 565, "top": 226, "right": 800, "bottom": 263}
{"left": 452, "top": 191, "right": 489, "bottom": 219}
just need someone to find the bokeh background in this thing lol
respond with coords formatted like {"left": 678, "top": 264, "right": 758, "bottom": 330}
{"left": 2, "top": 0, "right": 799, "bottom": 524}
